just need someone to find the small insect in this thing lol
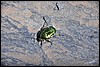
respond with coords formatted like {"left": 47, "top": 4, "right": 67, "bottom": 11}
{"left": 36, "top": 16, "right": 56, "bottom": 47}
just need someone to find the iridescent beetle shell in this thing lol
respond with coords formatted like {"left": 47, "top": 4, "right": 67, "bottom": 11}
{"left": 36, "top": 17, "right": 56, "bottom": 47}
{"left": 37, "top": 26, "right": 56, "bottom": 42}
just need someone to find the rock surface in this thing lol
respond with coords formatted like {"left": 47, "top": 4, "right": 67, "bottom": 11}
{"left": 1, "top": 1, "right": 99, "bottom": 66}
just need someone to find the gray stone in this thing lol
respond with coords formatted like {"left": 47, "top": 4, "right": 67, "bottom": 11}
{"left": 1, "top": 1, "right": 99, "bottom": 66}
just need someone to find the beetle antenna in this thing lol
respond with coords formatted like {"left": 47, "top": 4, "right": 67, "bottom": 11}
{"left": 43, "top": 17, "right": 47, "bottom": 23}
{"left": 43, "top": 16, "right": 48, "bottom": 26}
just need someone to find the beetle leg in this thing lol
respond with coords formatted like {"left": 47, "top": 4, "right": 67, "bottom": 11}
{"left": 40, "top": 41, "right": 42, "bottom": 47}
{"left": 46, "top": 39, "right": 52, "bottom": 45}
{"left": 55, "top": 2, "right": 59, "bottom": 10}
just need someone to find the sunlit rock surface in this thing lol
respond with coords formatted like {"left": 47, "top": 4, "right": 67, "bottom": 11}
{"left": 1, "top": 1, "right": 99, "bottom": 66}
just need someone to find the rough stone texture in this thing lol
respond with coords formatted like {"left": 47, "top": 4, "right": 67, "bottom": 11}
{"left": 1, "top": 1, "right": 99, "bottom": 66}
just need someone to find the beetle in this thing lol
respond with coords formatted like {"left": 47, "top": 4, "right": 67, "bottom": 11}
{"left": 36, "top": 16, "right": 56, "bottom": 47}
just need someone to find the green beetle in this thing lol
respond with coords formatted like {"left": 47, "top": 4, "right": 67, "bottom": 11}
{"left": 36, "top": 17, "right": 56, "bottom": 47}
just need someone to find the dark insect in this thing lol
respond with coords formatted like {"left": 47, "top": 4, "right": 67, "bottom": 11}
{"left": 36, "top": 17, "right": 56, "bottom": 47}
